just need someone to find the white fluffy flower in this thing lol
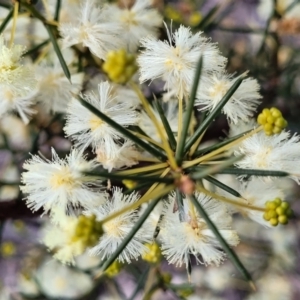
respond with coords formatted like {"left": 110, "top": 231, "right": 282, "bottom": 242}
{"left": 105, "top": 0, "right": 163, "bottom": 52}
{"left": 139, "top": 100, "right": 178, "bottom": 142}
{"left": 235, "top": 130, "right": 300, "bottom": 183}
{"left": 64, "top": 81, "right": 139, "bottom": 153}
{"left": 220, "top": 178, "right": 284, "bottom": 226}
{"left": 159, "top": 192, "right": 239, "bottom": 267}
{"left": 0, "top": 36, "right": 36, "bottom": 95}
{"left": 96, "top": 140, "right": 140, "bottom": 172}
{"left": 21, "top": 148, "right": 106, "bottom": 214}
{"left": 138, "top": 24, "right": 226, "bottom": 99}
{"left": 35, "top": 57, "right": 84, "bottom": 114}
{"left": 196, "top": 72, "right": 262, "bottom": 124}
{"left": 89, "top": 188, "right": 152, "bottom": 263}
{"left": 0, "top": 85, "right": 37, "bottom": 124}
{"left": 0, "top": 36, "right": 37, "bottom": 122}
{"left": 59, "top": 0, "right": 123, "bottom": 59}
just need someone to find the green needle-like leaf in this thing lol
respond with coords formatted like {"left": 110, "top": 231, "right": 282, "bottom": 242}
{"left": 192, "top": 129, "right": 252, "bottom": 158}
{"left": 153, "top": 97, "right": 177, "bottom": 151}
{"left": 194, "top": 4, "right": 219, "bottom": 30}
{"left": 124, "top": 182, "right": 152, "bottom": 195}
{"left": 100, "top": 197, "right": 161, "bottom": 272}
{"left": 176, "top": 56, "right": 203, "bottom": 164}
{"left": 209, "top": 167, "right": 289, "bottom": 177}
{"left": 204, "top": 176, "right": 242, "bottom": 198}
{"left": 21, "top": 1, "right": 69, "bottom": 81}
{"left": 0, "top": 2, "right": 11, "bottom": 9}
{"left": 54, "top": 0, "right": 61, "bottom": 21}
{"left": 45, "top": 25, "right": 71, "bottom": 81}
{"left": 84, "top": 170, "right": 173, "bottom": 184}
{"left": 128, "top": 266, "right": 150, "bottom": 300}
{"left": 189, "top": 194, "right": 255, "bottom": 290}
{"left": 23, "top": 39, "right": 50, "bottom": 57}
{"left": 77, "top": 97, "right": 168, "bottom": 161}
{"left": 0, "top": 8, "right": 13, "bottom": 34}
{"left": 185, "top": 72, "right": 247, "bottom": 154}
{"left": 176, "top": 189, "right": 185, "bottom": 222}
{"left": 190, "top": 155, "right": 243, "bottom": 180}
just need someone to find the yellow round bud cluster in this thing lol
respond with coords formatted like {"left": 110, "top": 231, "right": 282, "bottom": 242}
{"left": 142, "top": 242, "right": 162, "bottom": 264}
{"left": 105, "top": 260, "right": 123, "bottom": 278}
{"left": 72, "top": 215, "right": 103, "bottom": 248}
{"left": 263, "top": 198, "right": 293, "bottom": 226}
{"left": 257, "top": 107, "right": 287, "bottom": 135}
{"left": 102, "top": 49, "right": 138, "bottom": 84}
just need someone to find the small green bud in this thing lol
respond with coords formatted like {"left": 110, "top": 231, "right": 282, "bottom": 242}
{"left": 286, "top": 208, "right": 293, "bottom": 217}
{"left": 276, "top": 206, "right": 286, "bottom": 216}
{"left": 266, "top": 202, "right": 277, "bottom": 210}
{"left": 278, "top": 215, "right": 288, "bottom": 225}
{"left": 273, "top": 197, "right": 282, "bottom": 206}
{"left": 280, "top": 201, "right": 290, "bottom": 210}
{"left": 270, "top": 218, "right": 279, "bottom": 226}
{"left": 267, "top": 115, "right": 275, "bottom": 124}
{"left": 262, "top": 108, "right": 270, "bottom": 116}
{"left": 268, "top": 210, "right": 278, "bottom": 219}
{"left": 263, "top": 212, "right": 271, "bottom": 221}
{"left": 270, "top": 107, "right": 282, "bottom": 118}
{"left": 257, "top": 114, "right": 267, "bottom": 125}
{"left": 263, "top": 123, "right": 273, "bottom": 132}
{"left": 161, "top": 272, "right": 172, "bottom": 284}
{"left": 275, "top": 118, "right": 286, "bottom": 128}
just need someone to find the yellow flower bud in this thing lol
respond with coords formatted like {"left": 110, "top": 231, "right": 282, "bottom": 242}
{"left": 103, "top": 49, "right": 138, "bottom": 84}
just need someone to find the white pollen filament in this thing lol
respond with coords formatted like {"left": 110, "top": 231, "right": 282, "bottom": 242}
{"left": 103, "top": 219, "right": 124, "bottom": 238}
{"left": 50, "top": 167, "right": 77, "bottom": 190}
{"left": 89, "top": 115, "right": 104, "bottom": 131}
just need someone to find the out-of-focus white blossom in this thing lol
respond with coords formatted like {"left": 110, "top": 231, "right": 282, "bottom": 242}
{"left": 35, "top": 61, "right": 83, "bottom": 114}
{"left": 59, "top": 0, "right": 123, "bottom": 59}
{"left": 43, "top": 210, "right": 85, "bottom": 264}
{"left": 36, "top": 258, "right": 94, "bottom": 299}
{"left": 0, "top": 36, "right": 36, "bottom": 95}
{"left": 105, "top": 0, "right": 163, "bottom": 52}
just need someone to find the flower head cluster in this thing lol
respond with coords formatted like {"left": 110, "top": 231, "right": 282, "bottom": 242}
{"left": 59, "top": 0, "right": 123, "bottom": 59}
{"left": 89, "top": 188, "right": 152, "bottom": 263}
{"left": 196, "top": 72, "right": 262, "bottom": 124}
{"left": 0, "top": 36, "right": 37, "bottom": 123}
{"left": 159, "top": 192, "right": 239, "bottom": 267}
{"left": 13, "top": 0, "right": 299, "bottom": 287}
{"left": 234, "top": 130, "right": 300, "bottom": 183}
